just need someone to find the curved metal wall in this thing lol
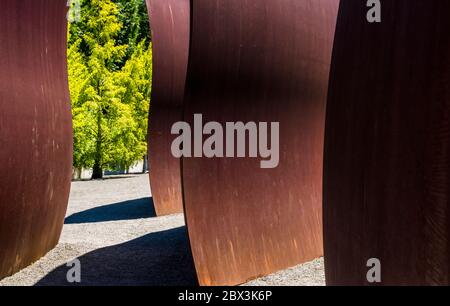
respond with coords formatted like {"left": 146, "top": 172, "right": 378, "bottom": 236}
{"left": 324, "top": 0, "right": 450, "bottom": 285}
{"left": 183, "top": 0, "right": 339, "bottom": 285}
{"left": 0, "top": 0, "right": 72, "bottom": 279}
{"left": 146, "top": 0, "right": 189, "bottom": 216}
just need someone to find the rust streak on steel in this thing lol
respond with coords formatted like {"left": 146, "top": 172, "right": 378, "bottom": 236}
{"left": 182, "top": 0, "right": 339, "bottom": 285}
{"left": 0, "top": 0, "right": 72, "bottom": 279}
{"left": 145, "top": 0, "right": 190, "bottom": 216}
{"left": 324, "top": 0, "right": 450, "bottom": 285}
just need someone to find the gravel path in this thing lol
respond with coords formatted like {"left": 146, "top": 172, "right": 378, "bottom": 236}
{"left": 0, "top": 174, "right": 325, "bottom": 286}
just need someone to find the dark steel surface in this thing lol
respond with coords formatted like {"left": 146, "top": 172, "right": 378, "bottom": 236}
{"left": 146, "top": 0, "right": 189, "bottom": 216}
{"left": 324, "top": 0, "right": 450, "bottom": 285}
{"left": 183, "top": 0, "right": 339, "bottom": 285}
{"left": 0, "top": 0, "right": 72, "bottom": 279}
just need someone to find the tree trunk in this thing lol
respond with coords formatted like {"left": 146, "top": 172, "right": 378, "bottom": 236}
{"left": 92, "top": 110, "right": 103, "bottom": 180}
{"left": 142, "top": 155, "right": 148, "bottom": 173}
{"left": 92, "top": 161, "right": 103, "bottom": 179}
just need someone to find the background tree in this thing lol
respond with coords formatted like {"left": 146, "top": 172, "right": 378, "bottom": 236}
{"left": 68, "top": 0, "right": 152, "bottom": 179}
{"left": 116, "top": 0, "right": 151, "bottom": 56}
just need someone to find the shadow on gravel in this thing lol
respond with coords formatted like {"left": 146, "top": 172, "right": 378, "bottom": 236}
{"left": 73, "top": 175, "right": 139, "bottom": 182}
{"left": 35, "top": 226, "right": 197, "bottom": 286}
{"left": 65, "top": 197, "right": 156, "bottom": 224}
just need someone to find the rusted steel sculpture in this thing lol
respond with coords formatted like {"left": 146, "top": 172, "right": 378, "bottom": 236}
{"left": 146, "top": 0, "right": 189, "bottom": 216}
{"left": 324, "top": 0, "right": 450, "bottom": 285}
{"left": 182, "top": 0, "right": 339, "bottom": 285}
{"left": 0, "top": 0, "right": 72, "bottom": 279}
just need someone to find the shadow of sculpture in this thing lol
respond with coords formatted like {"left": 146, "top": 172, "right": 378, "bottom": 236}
{"left": 65, "top": 197, "right": 157, "bottom": 224}
{"left": 35, "top": 227, "right": 197, "bottom": 286}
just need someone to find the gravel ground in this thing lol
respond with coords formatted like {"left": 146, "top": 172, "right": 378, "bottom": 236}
{"left": 0, "top": 174, "right": 325, "bottom": 286}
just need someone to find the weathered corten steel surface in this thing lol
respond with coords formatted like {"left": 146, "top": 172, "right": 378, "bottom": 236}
{"left": 145, "top": 0, "right": 189, "bottom": 216}
{"left": 324, "top": 0, "right": 450, "bottom": 285}
{"left": 182, "top": 0, "right": 339, "bottom": 285}
{"left": 0, "top": 0, "right": 72, "bottom": 279}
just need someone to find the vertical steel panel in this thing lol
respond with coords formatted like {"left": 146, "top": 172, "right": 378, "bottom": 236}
{"left": 0, "top": 0, "right": 72, "bottom": 279}
{"left": 324, "top": 0, "right": 450, "bottom": 285}
{"left": 183, "top": 0, "right": 339, "bottom": 285}
{"left": 146, "top": 0, "right": 190, "bottom": 216}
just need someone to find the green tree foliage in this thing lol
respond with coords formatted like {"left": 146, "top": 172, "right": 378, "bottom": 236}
{"left": 116, "top": 0, "right": 151, "bottom": 56}
{"left": 67, "top": 0, "right": 152, "bottom": 179}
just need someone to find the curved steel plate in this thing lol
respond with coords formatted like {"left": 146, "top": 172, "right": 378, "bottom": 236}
{"left": 324, "top": 0, "right": 450, "bottom": 285}
{"left": 183, "top": 0, "right": 339, "bottom": 285}
{"left": 146, "top": 0, "right": 190, "bottom": 216}
{"left": 0, "top": 0, "right": 72, "bottom": 279}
